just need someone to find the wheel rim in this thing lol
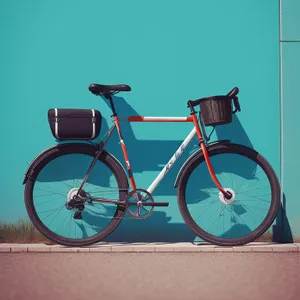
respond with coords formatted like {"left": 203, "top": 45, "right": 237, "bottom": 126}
{"left": 184, "top": 152, "right": 274, "bottom": 241}
{"left": 31, "top": 153, "right": 122, "bottom": 240}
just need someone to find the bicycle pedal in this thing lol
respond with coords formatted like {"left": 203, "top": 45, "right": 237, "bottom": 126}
{"left": 128, "top": 202, "right": 169, "bottom": 207}
{"left": 150, "top": 202, "right": 169, "bottom": 207}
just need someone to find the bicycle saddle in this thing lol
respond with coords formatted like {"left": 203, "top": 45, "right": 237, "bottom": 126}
{"left": 89, "top": 83, "right": 131, "bottom": 95}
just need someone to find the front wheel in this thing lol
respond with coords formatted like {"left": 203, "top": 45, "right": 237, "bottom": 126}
{"left": 24, "top": 143, "right": 129, "bottom": 247}
{"left": 177, "top": 143, "right": 280, "bottom": 246}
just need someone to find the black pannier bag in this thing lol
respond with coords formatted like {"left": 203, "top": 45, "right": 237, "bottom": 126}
{"left": 48, "top": 108, "right": 102, "bottom": 140}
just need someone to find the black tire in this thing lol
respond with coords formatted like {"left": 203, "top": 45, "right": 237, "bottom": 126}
{"left": 24, "top": 143, "right": 129, "bottom": 247}
{"left": 177, "top": 143, "right": 280, "bottom": 246}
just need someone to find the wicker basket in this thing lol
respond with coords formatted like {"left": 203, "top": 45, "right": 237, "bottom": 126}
{"left": 199, "top": 96, "right": 233, "bottom": 126}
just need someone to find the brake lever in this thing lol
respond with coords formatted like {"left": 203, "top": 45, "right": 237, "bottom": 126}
{"left": 232, "top": 96, "right": 241, "bottom": 114}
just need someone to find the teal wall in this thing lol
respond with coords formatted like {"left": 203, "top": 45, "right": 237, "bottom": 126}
{"left": 0, "top": 0, "right": 283, "bottom": 241}
{"left": 281, "top": 0, "right": 300, "bottom": 240}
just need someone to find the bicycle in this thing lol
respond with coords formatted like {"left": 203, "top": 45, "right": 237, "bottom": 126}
{"left": 23, "top": 83, "right": 280, "bottom": 246}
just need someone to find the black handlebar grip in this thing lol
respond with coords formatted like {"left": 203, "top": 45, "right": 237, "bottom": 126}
{"left": 227, "top": 87, "right": 239, "bottom": 98}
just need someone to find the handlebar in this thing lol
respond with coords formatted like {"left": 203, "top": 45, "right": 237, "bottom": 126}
{"left": 227, "top": 87, "right": 241, "bottom": 113}
{"left": 227, "top": 87, "right": 241, "bottom": 114}
{"left": 232, "top": 96, "right": 241, "bottom": 114}
{"left": 187, "top": 86, "right": 241, "bottom": 114}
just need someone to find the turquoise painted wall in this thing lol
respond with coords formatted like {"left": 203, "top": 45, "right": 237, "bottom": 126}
{"left": 281, "top": 0, "right": 300, "bottom": 240}
{"left": 0, "top": 0, "right": 281, "bottom": 241}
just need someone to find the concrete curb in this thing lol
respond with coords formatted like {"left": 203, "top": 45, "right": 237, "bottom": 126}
{"left": 1, "top": 242, "right": 299, "bottom": 253}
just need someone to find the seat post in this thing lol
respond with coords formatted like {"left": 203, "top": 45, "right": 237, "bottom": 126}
{"left": 105, "top": 93, "right": 117, "bottom": 117}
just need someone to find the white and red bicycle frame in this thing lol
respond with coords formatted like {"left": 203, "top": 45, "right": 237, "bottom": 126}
{"left": 111, "top": 115, "right": 230, "bottom": 197}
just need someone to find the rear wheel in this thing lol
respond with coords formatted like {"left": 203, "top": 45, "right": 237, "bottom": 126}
{"left": 24, "top": 143, "right": 128, "bottom": 247}
{"left": 177, "top": 143, "right": 280, "bottom": 246}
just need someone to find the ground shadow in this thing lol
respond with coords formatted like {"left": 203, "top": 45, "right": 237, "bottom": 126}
{"left": 273, "top": 192, "right": 293, "bottom": 243}
{"left": 105, "top": 211, "right": 196, "bottom": 242}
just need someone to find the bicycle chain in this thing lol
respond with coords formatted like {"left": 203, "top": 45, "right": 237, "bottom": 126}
{"left": 74, "top": 205, "right": 146, "bottom": 221}
{"left": 74, "top": 188, "right": 155, "bottom": 220}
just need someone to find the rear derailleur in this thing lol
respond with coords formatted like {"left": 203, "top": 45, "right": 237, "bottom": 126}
{"left": 66, "top": 190, "right": 91, "bottom": 220}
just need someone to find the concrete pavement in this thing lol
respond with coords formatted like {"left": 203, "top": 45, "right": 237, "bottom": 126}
{"left": 1, "top": 242, "right": 300, "bottom": 253}
{"left": 0, "top": 252, "right": 299, "bottom": 300}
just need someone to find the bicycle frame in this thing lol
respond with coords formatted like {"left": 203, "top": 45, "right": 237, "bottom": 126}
{"left": 101, "top": 114, "right": 229, "bottom": 197}
{"left": 76, "top": 91, "right": 231, "bottom": 205}
{"left": 117, "top": 116, "right": 197, "bottom": 194}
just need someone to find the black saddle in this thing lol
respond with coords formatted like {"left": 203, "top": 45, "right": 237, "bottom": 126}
{"left": 89, "top": 83, "right": 131, "bottom": 96}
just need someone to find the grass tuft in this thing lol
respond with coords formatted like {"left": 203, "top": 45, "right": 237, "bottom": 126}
{"left": 254, "top": 230, "right": 273, "bottom": 242}
{"left": 0, "top": 218, "right": 55, "bottom": 244}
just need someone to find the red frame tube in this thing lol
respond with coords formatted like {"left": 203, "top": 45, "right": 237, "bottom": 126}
{"left": 128, "top": 116, "right": 193, "bottom": 122}
{"left": 191, "top": 114, "right": 230, "bottom": 197}
{"left": 114, "top": 116, "right": 137, "bottom": 190}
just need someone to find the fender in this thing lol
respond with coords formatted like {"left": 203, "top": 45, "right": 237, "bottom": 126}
{"left": 23, "top": 144, "right": 60, "bottom": 184}
{"left": 22, "top": 142, "right": 127, "bottom": 185}
{"left": 174, "top": 140, "right": 231, "bottom": 188}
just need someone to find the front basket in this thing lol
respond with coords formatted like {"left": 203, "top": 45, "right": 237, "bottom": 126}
{"left": 199, "top": 96, "right": 233, "bottom": 126}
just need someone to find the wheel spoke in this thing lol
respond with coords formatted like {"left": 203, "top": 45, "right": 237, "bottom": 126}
{"left": 214, "top": 204, "right": 224, "bottom": 233}
{"left": 190, "top": 198, "right": 218, "bottom": 221}
{"left": 239, "top": 185, "right": 271, "bottom": 194}
{"left": 45, "top": 203, "right": 66, "bottom": 226}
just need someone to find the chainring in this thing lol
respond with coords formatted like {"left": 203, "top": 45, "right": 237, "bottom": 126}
{"left": 126, "top": 189, "right": 154, "bottom": 219}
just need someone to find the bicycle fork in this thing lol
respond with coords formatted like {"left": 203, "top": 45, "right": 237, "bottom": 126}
{"left": 190, "top": 108, "right": 232, "bottom": 199}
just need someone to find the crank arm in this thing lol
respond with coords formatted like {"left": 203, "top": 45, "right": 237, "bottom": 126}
{"left": 90, "top": 197, "right": 169, "bottom": 207}
{"left": 128, "top": 202, "right": 169, "bottom": 207}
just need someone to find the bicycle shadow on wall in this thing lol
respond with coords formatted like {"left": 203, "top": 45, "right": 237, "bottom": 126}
{"left": 34, "top": 95, "right": 284, "bottom": 242}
